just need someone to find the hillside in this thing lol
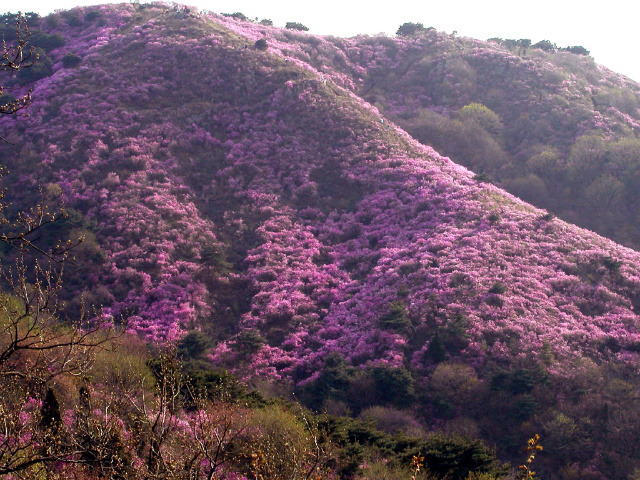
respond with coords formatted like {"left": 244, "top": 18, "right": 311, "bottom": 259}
{"left": 213, "top": 16, "right": 640, "bottom": 248}
{"left": 2, "top": 4, "right": 640, "bottom": 478}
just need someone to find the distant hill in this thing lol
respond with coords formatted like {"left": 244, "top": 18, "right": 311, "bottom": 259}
{"left": 2, "top": 4, "right": 640, "bottom": 477}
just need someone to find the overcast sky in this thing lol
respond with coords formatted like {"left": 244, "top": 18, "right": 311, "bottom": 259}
{"left": 13, "top": 0, "right": 640, "bottom": 82}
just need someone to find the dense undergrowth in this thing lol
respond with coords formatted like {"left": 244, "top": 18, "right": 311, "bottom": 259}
{"left": 2, "top": 4, "right": 640, "bottom": 478}
{"left": 0, "top": 310, "right": 510, "bottom": 479}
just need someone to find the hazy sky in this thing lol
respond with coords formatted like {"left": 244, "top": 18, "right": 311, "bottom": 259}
{"left": 13, "top": 0, "right": 640, "bottom": 82}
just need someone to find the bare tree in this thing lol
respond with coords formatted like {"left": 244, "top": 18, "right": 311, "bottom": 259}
{"left": 0, "top": 15, "right": 124, "bottom": 476}
{"left": 1, "top": 13, "right": 34, "bottom": 121}
{"left": 122, "top": 347, "right": 183, "bottom": 478}
{"left": 182, "top": 398, "right": 250, "bottom": 479}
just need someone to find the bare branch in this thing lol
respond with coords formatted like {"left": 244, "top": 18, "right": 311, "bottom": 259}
{"left": 0, "top": 13, "right": 36, "bottom": 144}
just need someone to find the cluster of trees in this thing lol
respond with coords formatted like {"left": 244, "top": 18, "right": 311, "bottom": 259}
{"left": 396, "top": 22, "right": 435, "bottom": 37}
{"left": 488, "top": 38, "right": 590, "bottom": 56}
{"left": 401, "top": 101, "right": 640, "bottom": 247}
{"left": 221, "top": 11, "right": 307, "bottom": 31}
{"left": 296, "top": 350, "right": 640, "bottom": 479}
{"left": 396, "top": 23, "right": 589, "bottom": 57}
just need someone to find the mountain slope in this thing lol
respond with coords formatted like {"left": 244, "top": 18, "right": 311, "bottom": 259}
{"left": 3, "top": 1, "right": 638, "bottom": 372}
{"left": 215, "top": 15, "right": 640, "bottom": 248}
{"left": 2, "top": 4, "right": 640, "bottom": 477}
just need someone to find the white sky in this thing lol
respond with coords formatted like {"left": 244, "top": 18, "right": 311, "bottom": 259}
{"left": 11, "top": 0, "right": 640, "bottom": 83}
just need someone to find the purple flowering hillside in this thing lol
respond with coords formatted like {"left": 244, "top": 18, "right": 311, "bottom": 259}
{"left": 213, "top": 16, "right": 640, "bottom": 248}
{"left": 3, "top": 4, "right": 640, "bottom": 477}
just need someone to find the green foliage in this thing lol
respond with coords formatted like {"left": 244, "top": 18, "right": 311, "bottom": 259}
{"left": 285, "top": 21, "right": 309, "bottom": 31}
{"left": 441, "top": 314, "right": 470, "bottom": 354}
{"left": 371, "top": 365, "right": 415, "bottom": 407}
{"left": 232, "top": 405, "right": 317, "bottom": 480}
{"left": 232, "top": 329, "right": 265, "bottom": 355}
{"left": 473, "top": 172, "right": 492, "bottom": 183}
{"left": 601, "top": 255, "right": 622, "bottom": 275}
{"left": 89, "top": 335, "right": 155, "bottom": 391}
{"left": 429, "top": 363, "right": 481, "bottom": 415}
{"left": 254, "top": 38, "right": 268, "bottom": 50}
{"left": 398, "top": 261, "right": 421, "bottom": 275}
{"left": 177, "top": 331, "right": 211, "bottom": 359}
{"left": 532, "top": 40, "right": 556, "bottom": 52}
{"left": 29, "top": 31, "right": 65, "bottom": 51}
{"left": 320, "top": 414, "right": 506, "bottom": 480}
{"left": 542, "top": 413, "right": 580, "bottom": 457}
{"left": 502, "top": 174, "right": 550, "bottom": 207}
{"left": 360, "top": 461, "right": 428, "bottom": 480}
{"left": 0, "top": 12, "right": 40, "bottom": 26}
{"left": 299, "top": 355, "right": 415, "bottom": 412}
{"left": 84, "top": 10, "right": 102, "bottom": 22}
{"left": 494, "top": 38, "right": 531, "bottom": 55}
{"left": 317, "top": 415, "right": 383, "bottom": 476}
{"left": 200, "top": 243, "right": 232, "bottom": 272}
{"left": 583, "top": 173, "right": 624, "bottom": 210}
{"left": 566, "top": 133, "right": 606, "bottom": 187}
{"left": 61, "top": 11, "right": 82, "bottom": 27}
{"left": 301, "top": 352, "right": 352, "bottom": 409}
{"left": 18, "top": 48, "right": 53, "bottom": 81}
{"left": 525, "top": 146, "right": 562, "bottom": 178}
{"left": 417, "top": 434, "right": 508, "bottom": 479}
{"left": 397, "top": 284, "right": 410, "bottom": 298}
{"left": 458, "top": 103, "right": 504, "bottom": 136}
{"left": 501, "top": 39, "right": 519, "bottom": 50}
{"left": 406, "top": 109, "right": 507, "bottom": 176}
{"left": 359, "top": 406, "right": 424, "bottom": 436}
{"left": 427, "top": 331, "right": 446, "bottom": 363}
{"left": 396, "top": 22, "right": 427, "bottom": 36}
{"left": 222, "top": 12, "right": 248, "bottom": 21}
{"left": 0, "top": 12, "right": 40, "bottom": 38}
{"left": 309, "top": 159, "right": 365, "bottom": 212}
{"left": 490, "top": 366, "right": 548, "bottom": 394}
{"left": 259, "top": 19, "right": 274, "bottom": 26}
{"left": 562, "top": 45, "right": 589, "bottom": 56}
{"left": 182, "top": 362, "right": 247, "bottom": 403}
{"left": 607, "top": 137, "right": 640, "bottom": 181}
{"left": 379, "top": 300, "right": 412, "bottom": 333}
{"left": 62, "top": 52, "right": 82, "bottom": 68}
